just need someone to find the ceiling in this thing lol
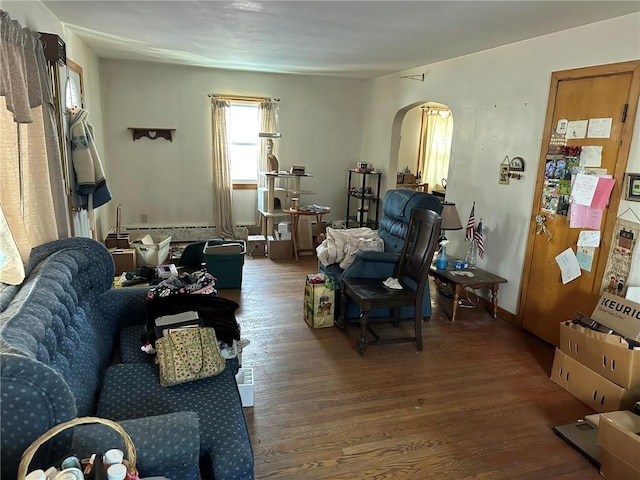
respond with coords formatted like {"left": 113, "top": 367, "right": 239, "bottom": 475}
{"left": 42, "top": 1, "right": 640, "bottom": 79}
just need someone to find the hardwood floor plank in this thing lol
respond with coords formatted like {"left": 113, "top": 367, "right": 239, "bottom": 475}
{"left": 225, "top": 256, "right": 601, "bottom": 479}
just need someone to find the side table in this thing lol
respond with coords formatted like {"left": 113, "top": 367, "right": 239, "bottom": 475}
{"left": 285, "top": 207, "right": 330, "bottom": 261}
{"left": 429, "top": 264, "right": 507, "bottom": 321}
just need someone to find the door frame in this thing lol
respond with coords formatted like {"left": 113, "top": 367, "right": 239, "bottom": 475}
{"left": 517, "top": 60, "right": 640, "bottom": 327}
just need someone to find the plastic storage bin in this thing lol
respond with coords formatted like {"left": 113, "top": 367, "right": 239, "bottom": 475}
{"left": 235, "top": 368, "right": 254, "bottom": 407}
{"left": 203, "top": 239, "right": 246, "bottom": 289}
{"left": 132, "top": 234, "right": 171, "bottom": 266}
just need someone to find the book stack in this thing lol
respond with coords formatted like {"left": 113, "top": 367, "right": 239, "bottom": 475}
{"left": 289, "top": 165, "right": 306, "bottom": 175}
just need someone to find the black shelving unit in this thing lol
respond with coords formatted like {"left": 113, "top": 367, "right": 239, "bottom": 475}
{"left": 345, "top": 169, "right": 382, "bottom": 229}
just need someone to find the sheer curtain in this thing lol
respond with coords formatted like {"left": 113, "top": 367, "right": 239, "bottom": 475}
{"left": 417, "top": 108, "right": 453, "bottom": 191}
{"left": 0, "top": 11, "right": 69, "bottom": 284}
{"left": 210, "top": 98, "right": 236, "bottom": 239}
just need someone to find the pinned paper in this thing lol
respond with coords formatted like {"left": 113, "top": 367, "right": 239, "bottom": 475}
{"left": 576, "top": 246, "right": 595, "bottom": 272}
{"left": 566, "top": 120, "right": 588, "bottom": 139}
{"left": 587, "top": 118, "right": 613, "bottom": 139}
{"left": 555, "top": 247, "right": 582, "bottom": 284}
{"left": 571, "top": 173, "right": 599, "bottom": 206}
{"left": 579, "top": 146, "right": 602, "bottom": 167}
{"left": 577, "top": 230, "right": 600, "bottom": 247}
{"left": 556, "top": 119, "right": 568, "bottom": 134}
{"left": 591, "top": 177, "right": 616, "bottom": 209}
{"left": 569, "top": 204, "right": 603, "bottom": 229}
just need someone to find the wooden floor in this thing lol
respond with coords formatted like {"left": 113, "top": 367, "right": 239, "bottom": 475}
{"left": 221, "top": 254, "right": 600, "bottom": 480}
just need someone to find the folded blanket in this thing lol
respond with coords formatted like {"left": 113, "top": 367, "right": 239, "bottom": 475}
{"left": 316, "top": 227, "right": 384, "bottom": 269}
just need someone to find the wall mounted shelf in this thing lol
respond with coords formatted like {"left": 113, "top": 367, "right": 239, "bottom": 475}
{"left": 128, "top": 128, "right": 175, "bottom": 142}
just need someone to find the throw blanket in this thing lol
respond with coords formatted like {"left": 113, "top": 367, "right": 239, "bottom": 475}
{"left": 69, "top": 108, "right": 112, "bottom": 208}
{"left": 316, "top": 227, "right": 384, "bottom": 269}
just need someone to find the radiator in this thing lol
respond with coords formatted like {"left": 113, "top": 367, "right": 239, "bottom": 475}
{"left": 124, "top": 225, "right": 249, "bottom": 242}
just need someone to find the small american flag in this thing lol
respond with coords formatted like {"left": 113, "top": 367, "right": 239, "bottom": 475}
{"left": 475, "top": 220, "right": 485, "bottom": 258}
{"left": 465, "top": 202, "right": 475, "bottom": 241}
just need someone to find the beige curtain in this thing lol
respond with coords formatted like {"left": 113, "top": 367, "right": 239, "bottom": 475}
{"left": 211, "top": 99, "right": 236, "bottom": 239}
{"left": 258, "top": 101, "right": 277, "bottom": 187}
{"left": 0, "top": 11, "right": 68, "bottom": 284}
{"left": 417, "top": 109, "right": 454, "bottom": 190}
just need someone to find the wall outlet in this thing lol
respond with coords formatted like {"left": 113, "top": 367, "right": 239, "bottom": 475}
{"left": 141, "top": 213, "right": 148, "bottom": 223}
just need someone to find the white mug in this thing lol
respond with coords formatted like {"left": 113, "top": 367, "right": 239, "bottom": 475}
{"left": 104, "top": 448, "right": 124, "bottom": 466}
{"left": 107, "top": 463, "right": 127, "bottom": 480}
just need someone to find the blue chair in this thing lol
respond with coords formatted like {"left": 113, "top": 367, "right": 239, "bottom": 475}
{"left": 319, "top": 189, "right": 443, "bottom": 323}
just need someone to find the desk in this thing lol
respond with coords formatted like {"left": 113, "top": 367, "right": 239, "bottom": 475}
{"left": 429, "top": 264, "right": 507, "bottom": 321}
{"left": 285, "top": 207, "right": 330, "bottom": 261}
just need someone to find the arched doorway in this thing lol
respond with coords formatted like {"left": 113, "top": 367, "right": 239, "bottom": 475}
{"left": 391, "top": 101, "right": 453, "bottom": 194}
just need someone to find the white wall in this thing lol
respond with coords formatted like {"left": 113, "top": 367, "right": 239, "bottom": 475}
{"left": 397, "top": 106, "right": 421, "bottom": 175}
{"left": 3, "top": 1, "right": 112, "bottom": 241}
{"left": 100, "top": 60, "right": 365, "bottom": 229}
{"left": 361, "top": 13, "right": 640, "bottom": 315}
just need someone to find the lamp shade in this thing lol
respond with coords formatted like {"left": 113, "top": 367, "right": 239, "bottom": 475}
{"left": 440, "top": 202, "right": 462, "bottom": 230}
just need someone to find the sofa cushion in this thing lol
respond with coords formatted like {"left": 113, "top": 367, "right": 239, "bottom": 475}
{"left": 98, "top": 362, "right": 254, "bottom": 480}
{"left": 120, "top": 323, "right": 153, "bottom": 364}
{"left": 71, "top": 412, "right": 201, "bottom": 480}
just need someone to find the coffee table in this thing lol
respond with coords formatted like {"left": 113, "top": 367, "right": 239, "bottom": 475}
{"left": 429, "top": 264, "right": 507, "bottom": 321}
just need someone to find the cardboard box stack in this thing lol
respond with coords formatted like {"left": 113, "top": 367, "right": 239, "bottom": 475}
{"left": 597, "top": 410, "right": 640, "bottom": 479}
{"left": 550, "top": 293, "right": 640, "bottom": 413}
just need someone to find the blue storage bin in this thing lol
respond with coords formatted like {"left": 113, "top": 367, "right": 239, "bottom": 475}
{"left": 203, "top": 240, "right": 246, "bottom": 289}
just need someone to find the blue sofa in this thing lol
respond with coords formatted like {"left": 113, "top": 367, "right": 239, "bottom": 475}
{"left": 0, "top": 237, "right": 253, "bottom": 480}
{"left": 320, "top": 189, "right": 442, "bottom": 321}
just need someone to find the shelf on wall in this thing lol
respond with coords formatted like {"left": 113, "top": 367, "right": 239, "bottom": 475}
{"left": 128, "top": 128, "right": 176, "bottom": 142}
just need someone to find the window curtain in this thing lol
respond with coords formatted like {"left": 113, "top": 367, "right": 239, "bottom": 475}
{"left": 0, "top": 11, "right": 69, "bottom": 285}
{"left": 417, "top": 109, "right": 453, "bottom": 191}
{"left": 210, "top": 98, "right": 236, "bottom": 239}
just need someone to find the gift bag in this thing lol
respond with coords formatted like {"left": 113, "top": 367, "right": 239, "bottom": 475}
{"left": 156, "top": 327, "right": 225, "bottom": 387}
{"left": 303, "top": 273, "right": 335, "bottom": 328}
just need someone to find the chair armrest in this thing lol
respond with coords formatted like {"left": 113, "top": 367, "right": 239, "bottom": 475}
{"left": 342, "top": 251, "right": 401, "bottom": 280}
{"left": 71, "top": 412, "right": 200, "bottom": 476}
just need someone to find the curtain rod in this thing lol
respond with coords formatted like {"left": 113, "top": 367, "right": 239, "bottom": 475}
{"left": 208, "top": 94, "right": 279, "bottom": 102}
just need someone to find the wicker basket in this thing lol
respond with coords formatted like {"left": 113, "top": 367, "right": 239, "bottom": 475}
{"left": 18, "top": 416, "right": 138, "bottom": 480}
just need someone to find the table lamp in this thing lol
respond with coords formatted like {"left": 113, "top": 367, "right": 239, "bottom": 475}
{"left": 439, "top": 202, "right": 462, "bottom": 243}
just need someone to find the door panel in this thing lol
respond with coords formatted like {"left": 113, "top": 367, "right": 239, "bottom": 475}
{"left": 519, "top": 62, "right": 640, "bottom": 346}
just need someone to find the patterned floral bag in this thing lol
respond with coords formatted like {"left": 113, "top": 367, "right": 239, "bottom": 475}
{"left": 156, "top": 327, "right": 225, "bottom": 387}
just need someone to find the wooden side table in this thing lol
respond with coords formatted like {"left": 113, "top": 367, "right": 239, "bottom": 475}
{"left": 429, "top": 264, "right": 507, "bottom": 321}
{"left": 285, "top": 207, "right": 330, "bottom": 261}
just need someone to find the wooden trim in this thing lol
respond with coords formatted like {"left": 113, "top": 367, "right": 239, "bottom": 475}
{"left": 516, "top": 60, "right": 640, "bottom": 328}
{"left": 233, "top": 183, "right": 257, "bottom": 190}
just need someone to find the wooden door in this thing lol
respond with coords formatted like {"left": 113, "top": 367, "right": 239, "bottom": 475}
{"left": 519, "top": 61, "right": 640, "bottom": 346}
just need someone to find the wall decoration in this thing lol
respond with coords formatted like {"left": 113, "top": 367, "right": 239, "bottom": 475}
{"left": 509, "top": 156, "right": 525, "bottom": 172}
{"left": 625, "top": 173, "right": 640, "bottom": 202}
{"left": 499, "top": 156, "right": 510, "bottom": 185}
{"left": 600, "top": 217, "right": 639, "bottom": 297}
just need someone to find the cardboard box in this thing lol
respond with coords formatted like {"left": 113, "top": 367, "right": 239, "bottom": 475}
{"left": 559, "top": 321, "right": 640, "bottom": 389}
{"left": 598, "top": 410, "right": 640, "bottom": 479}
{"left": 304, "top": 273, "right": 335, "bottom": 328}
{"left": 110, "top": 248, "right": 136, "bottom": 275}
{"left": 105, "top": 233, "right": 118, "bottom": 248}
{"left": 591, "top": 292, "right": 640, "bottom": 341}
{"left": 131, "top": 234, "right": 171, "bottom": 266}
{"left": 247, "top": 235, "right": 267, "bottom": 257}
{"left": 267, "top": 235, "right": 292, "bottom": 259}
{"left": 550, "top": 348, "right": 640, "bottom": 412}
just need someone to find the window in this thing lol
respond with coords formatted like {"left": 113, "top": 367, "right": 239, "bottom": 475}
{"left": 229, "top": 103, "right": 259, "bottom": 182}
